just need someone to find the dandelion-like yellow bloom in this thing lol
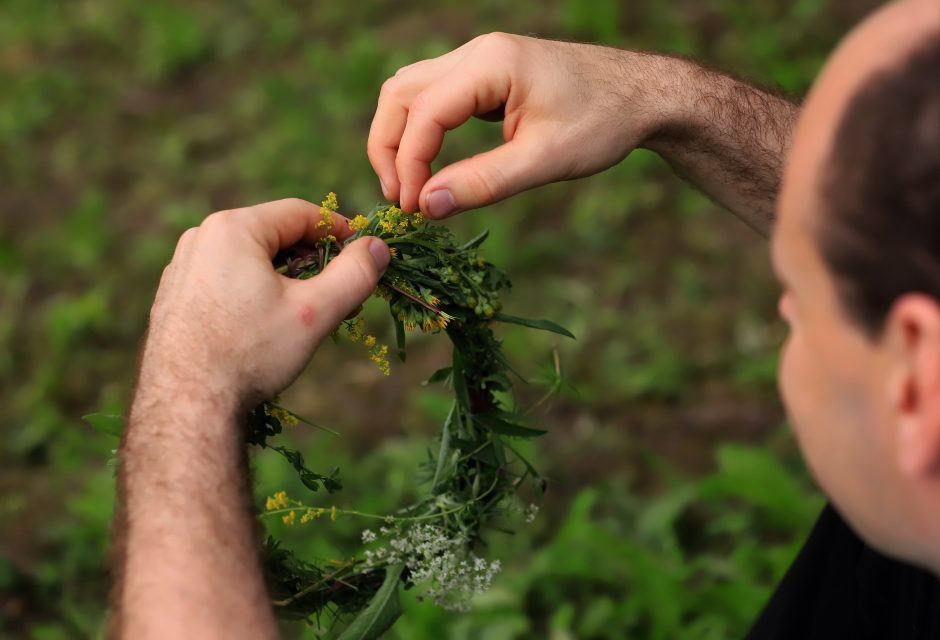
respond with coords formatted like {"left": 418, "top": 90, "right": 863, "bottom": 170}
{"left": 282, "top": 510, "right": 296, "bottom": 525}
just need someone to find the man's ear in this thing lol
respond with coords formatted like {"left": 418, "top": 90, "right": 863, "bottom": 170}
{"left": 885, "top": 294, "right": 940, "bottom": 478}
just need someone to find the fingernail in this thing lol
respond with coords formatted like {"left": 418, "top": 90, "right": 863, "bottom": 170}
{"left": 426, "top": 189, "right": 457, "bottom": 219}
{"left": 379, "top": 178, "right": 388, "bottom": 199}
{"left": 368, "top": 238, "right": 391, "bottom": 270}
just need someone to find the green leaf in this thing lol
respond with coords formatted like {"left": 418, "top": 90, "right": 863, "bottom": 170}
{"left": 393, "top": 314, "right": 406, "bottom": 362}
{"left": 429, "top": 403, "right": 455, "bottom": 493}
{"left": 424, "top": 366, "right": 452, "bottom": 385}
{"left": 82, "top": 413, "right": 124, "bottom": 437}
{"left": 473, "top": 413, "right": 547, "bottom": 438}
{"left": 461, "top": 228, "right": 489, "bottom": 250}
{"left": 337, "top": 564, "right": 404, "bottom": 640}
{"left": 493, "top": 312, "right": 575, "bottom": 339}
{"left": 451, "top": 347, "right": 471, "bottom": 411}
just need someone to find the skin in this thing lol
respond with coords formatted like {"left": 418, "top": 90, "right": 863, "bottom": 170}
{"left": 774, "top": 0, "right": 940, "bottom": 571}
{"left": 368, "top": 1, "right": 940, "bottom": 572}
{"left": 368, "top": 33, "right": 798, "bottom": 234}
{"left": 110, "top": 199, "right": 390, "bottom": 638}
{"left": 114, "top": 1, "right": 940, "bottom": 636}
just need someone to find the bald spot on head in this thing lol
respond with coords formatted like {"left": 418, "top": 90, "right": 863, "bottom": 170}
{"left": 782, "top": 0, "right": 940, "bottom": 228}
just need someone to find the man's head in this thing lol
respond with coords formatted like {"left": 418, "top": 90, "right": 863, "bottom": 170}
{"left": 775, "top": 0, "right": 940, "bottom": 571}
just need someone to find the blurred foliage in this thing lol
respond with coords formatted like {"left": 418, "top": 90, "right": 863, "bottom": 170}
{"left": 1, "top": 0, "right": 874, "bottom": 637}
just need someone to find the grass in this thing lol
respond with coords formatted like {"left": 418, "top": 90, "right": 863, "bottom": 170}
{"left": 0, "top": 0, "right": 869, "bottom": 637}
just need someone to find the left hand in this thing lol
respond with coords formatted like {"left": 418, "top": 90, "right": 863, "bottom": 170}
{"left": 137, "top": 198, "right": 391, "bottom": 410}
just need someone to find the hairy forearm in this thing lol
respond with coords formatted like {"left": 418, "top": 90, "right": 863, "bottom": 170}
{"left": 636, "top": 55, "right": 800, "bottom": 236}
{"left": 108, "top": 379, "right": 276, "bottom": 639}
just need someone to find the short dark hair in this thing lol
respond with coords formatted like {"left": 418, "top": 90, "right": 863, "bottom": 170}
{"left": 819, "top": 32, "right": 940, "bottom": 339}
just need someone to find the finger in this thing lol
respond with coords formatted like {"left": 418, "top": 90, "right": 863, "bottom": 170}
{"left": 368, "top": 42, "right": 481, "bottom": 203}
{"left": 418, "top": 135, "right": 555, "bottom": 218}
{"left": 368, "top": 84, "right": 408, "bottom": 202}
{"left": 396, "top": 65, "right": 509, "bottom": 212}
{"left": 288, "top": 237, "right": 391, "bottom": 337}
{"left": 214, "top": 198, "right": 352, "bottom": 258}
{"left": 369, "top": 58, "right": 454, "bottom": 203}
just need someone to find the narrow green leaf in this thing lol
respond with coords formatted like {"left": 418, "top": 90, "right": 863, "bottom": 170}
{"left": 493, "top": 312, "right": 575, "bottom": 339}
{"left": 461, "top": 228, "right": 489, "bottom": 250}
{"left": 473, "top": 413, "right": 547, "bottom": 438}
{"left": 82, "top": 413, "right": 124, "bottom": 437}
{"left": 393, "top": 314, "right": 406, "bottom": 362}
{"left": 430, "top": 403, "right": 455, "bottom": 494}
{"left": 337, "top": 564, "right": 404, "bottom": 640}
{"left": 451, "top": 347, "right": 471, "bottom": 411}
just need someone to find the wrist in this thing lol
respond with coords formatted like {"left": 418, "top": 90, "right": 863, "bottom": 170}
{"left": 629, "top": 53, "right": 704, "bottom": 152}
{"left": 126, "top": 369, "right": 246, "bottom": 448}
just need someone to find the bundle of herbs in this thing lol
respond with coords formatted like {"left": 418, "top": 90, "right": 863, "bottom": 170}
{"left": 224, "top": 195, "right": 573, "bottom": 637}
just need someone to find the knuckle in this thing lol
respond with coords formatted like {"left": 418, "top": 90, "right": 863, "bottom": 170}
{"left": 177, "top": 226, "right": 198, "bottom": 245}
{"left": 394, "top": 151, "right": 415, "bottom": 178}
{"left": 479, "top": 31, "right": 515, "bottom": 53}
{"left": 279, "top": 197, "right": 312, "bottom": 211}
{"left": 408, "top": 90, "right": 432, "bottom": 118}
{"left": 380, "top": 75, "right": 402, "bottom": 99}
{"left": 201, "top": 209, "right": 239, "bottom": 233}
{"left": 199, "top": 210, "right": 233, "bottom": 234}
{"left": 366, "top": 138, "right": 385, "bottom": 163}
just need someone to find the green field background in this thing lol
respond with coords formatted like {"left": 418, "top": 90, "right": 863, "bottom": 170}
{"left": 0, "top": 0, "right": 877, "bottom": 638}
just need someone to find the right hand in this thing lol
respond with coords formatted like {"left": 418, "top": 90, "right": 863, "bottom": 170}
{"left": 368, "top": 32, "right": 674, "bottom": 218}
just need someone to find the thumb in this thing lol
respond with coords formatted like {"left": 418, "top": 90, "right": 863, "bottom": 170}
{"left": 292, "top": 237, "right": 391, "bottom": 336}
{"left": 418, "top": 137, "right": 557, "bottom": 219}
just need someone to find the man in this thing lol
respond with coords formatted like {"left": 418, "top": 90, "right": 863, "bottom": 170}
{"left": 111, "top": 0, "right": 940, "bottom": 637}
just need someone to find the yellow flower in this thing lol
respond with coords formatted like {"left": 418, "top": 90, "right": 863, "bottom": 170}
{"left": 346, "top": 317, "right": 364, "bottom": 342}
{"left": 369, "top": 344, "right": 390, "bottom": 376}
{"left": 389, "top": 247, "right": 399, "bottom": 258}
{"left": 318, "top": 192, "right": 338, "bottom": 233}
{"left": 363, "top": 335, "right": 377, "bottom": 348}
{"left": 282, "top": 510, "right": 296, "bottom": 525}
{"left": 301, "top": 508, "right": 324, "bottom": 523}
{"left": 265, "top": 404, "right": 298, "bottom": 427}
{"left": 266, "top": 490, "right": 290, "bottom": 511}
{"left": 349, "top": 214, "right": 370, "bottom": 232}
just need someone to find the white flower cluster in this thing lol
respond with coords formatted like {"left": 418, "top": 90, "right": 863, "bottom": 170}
{"left": 524, "top": 503, "right": 539, "bottom": 523}
{"left": 361, "top": 523, "right": 501, "bottom": 611}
